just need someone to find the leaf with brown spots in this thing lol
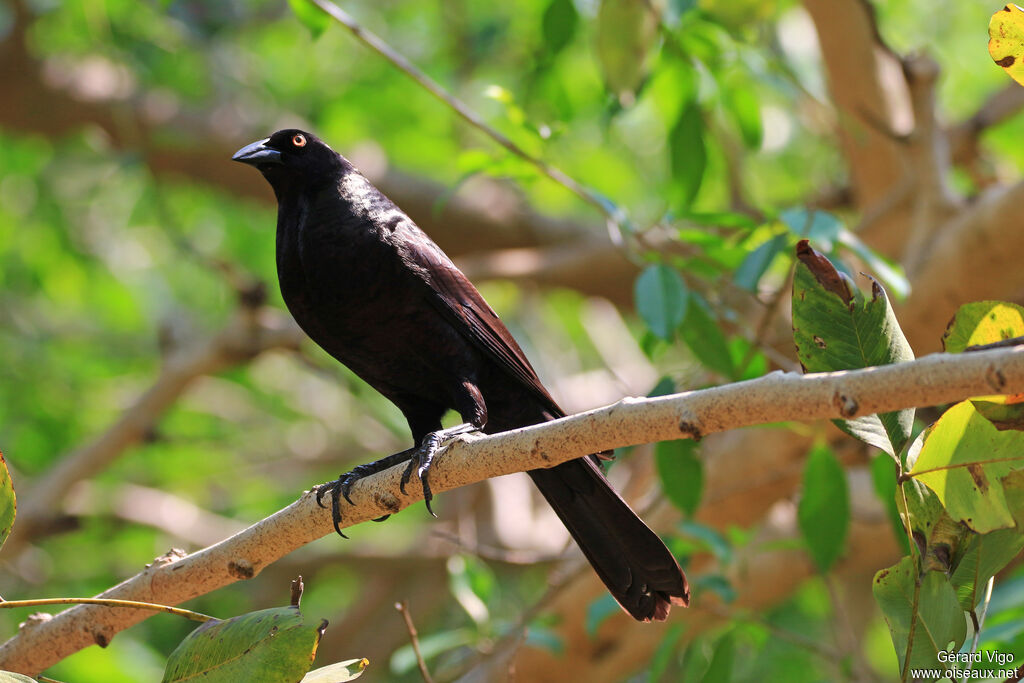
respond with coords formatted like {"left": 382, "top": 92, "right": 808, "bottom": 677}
{"left": 792, "top": 242, "right": 915, "bottom": 457}
{"left": 990, "top": 5, "right": 1024, "bottom": 87}
{"left": 911, "top": 401, "right": 1024, "bottom": 533}
{"left": 0, "top": 450, "right": 15, "bottom": 553}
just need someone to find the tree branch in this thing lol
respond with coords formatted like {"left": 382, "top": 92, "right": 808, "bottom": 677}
{"left": 5, "top": 305, "right": 305, "bottom": 553}
{"left": 2, "top": 346, "right": 1024, "bottom": 674}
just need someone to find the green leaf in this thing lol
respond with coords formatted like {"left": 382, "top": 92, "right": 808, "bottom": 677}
{"left": 870, "top": 454, "right": 910, "bottom": 554}
{"left": 734, "top": 233, "right": 787, "bottom": 292}
{"left": 873, "top": 558, "right": 967, "bottom": 677}
{"left": 941, "top": 301, "right": 1024, "bottom": 353}
{"left": 302, "top": 658, "right": 369, "bottom": 682}
{"left": 656, "top": 440, "right": 703, "bottom": 516}
{"left": 797, "top": 446, "right": 850, "bottom": 572}
{"left": 669, "top": 101, "right": 707, "bottom": 210}
{"left": 649, "top": 624, "right": 686, "bottom": 681}
{"left": 595, "top": 0, "right": 658, "bottom": 102}
{"left": 541, "top": 0, "right": 578, "bottom": 57}
{"left": 699, "top": 632, "right": 734, "bottom": 683}
{"left": 678, "top": 520, "right": 732, "bottom": 562}
{"left": 162, "top": 607, "right": 326, "bottom": 683}
{"left": 585, "top": 594, "right": 620, "bottom": 637}
{"left": 287, "top": 0, "right": 330, "bottom": 39}
{"left": 390, "top": 628, "right": 476, "bottom": 675}
{"left": 680, "top": 292, "right": 734, "bottom": 377}
{"left": 635, "top": 265, "right": 688, "bottom": 340}
{"left": 950, "top": 528, "right": 1024, "bottom": 611}
{"left": 910, "top": 401, "right": 1024, "bottom": 533}
{"left": 780, "top": 208, "right": 842, "bottom": 247}
{"left": 792, "top": 241, "right": 915, "bottom": 457}
{"left": 0, "top": 450, "right": 16, "bottom": 552}
{"left": 447, "top": 555, "right": 490, "bottom": 625}
{"left": 835, "top": 229, "right": 909, "bottom": 300}
{"left": 723, "top": 83, "right": 762, "bottom": 149}
{"left": 990, "top": 4, "right": 1024, "bottom": 87}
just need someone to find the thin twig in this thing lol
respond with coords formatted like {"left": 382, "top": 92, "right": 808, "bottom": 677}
{"left": 308, "top": 0, "right": 626, "bottom": 229}
{"left": 0, "top": 598, "right": 214, "bottom": 623}
{"left": 396, "top": 601, "right": 434, "bottom": 683}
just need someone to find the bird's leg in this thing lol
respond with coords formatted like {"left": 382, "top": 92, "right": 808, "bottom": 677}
{"left": 315, "top": 448, "right": 418, "bottom": 537}
{"left": 400, "top": 422, "right": 480, "bottom": 517}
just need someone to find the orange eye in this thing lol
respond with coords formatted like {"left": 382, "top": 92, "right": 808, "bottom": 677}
{"left": 292, "top": 134, "right": 306, "bottom": 147}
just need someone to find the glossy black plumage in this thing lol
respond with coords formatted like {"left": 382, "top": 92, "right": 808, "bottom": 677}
{"left": 233, "top": 129, "right": 689, "bottom": 621}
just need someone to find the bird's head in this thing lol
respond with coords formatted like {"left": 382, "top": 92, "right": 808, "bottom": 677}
{"left": 232, "top": 129, "right": 344, "bottom": 195}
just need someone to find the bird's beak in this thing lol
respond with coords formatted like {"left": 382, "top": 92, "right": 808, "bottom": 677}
{"left": 232, "top": 138, "right": 283, "bottom": 166}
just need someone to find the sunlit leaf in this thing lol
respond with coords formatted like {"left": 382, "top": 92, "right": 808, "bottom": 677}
{"left": 699, "top": 632, "right": 734, "bottom": 683}
{"left": 990, "top": 4, "right": 1024, "bottom": 87}
{"left": 0, "top": 450, "right": 15, "bottom": 552}
{"left": 910, "top": 401, "right": 1024, "bottom": 533}
{"left": 288, "top": 0, "right": 329, "bottom": 39}
{"left": 941, "top": 301, "right": 1024, "bottom": 353}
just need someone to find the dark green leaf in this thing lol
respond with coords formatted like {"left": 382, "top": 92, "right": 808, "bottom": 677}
{"left": 669, "top": 101, "right": 707, "bottom": 210}
{"left": 797, "top": 446, "right": 850, "bottom": 572}
{"left": 635, "top": 265, "right": 688, "bottom": 340}
{"left": 950, "top": 528, "right": 1024, "bottom": 611}
{"left": 691, "top": 574, "right": 736, "bottom": 603}
{"left": 734, "top": 233, "right": 787, "bottom": 292}
{"left": 649, "top": 624, "right": 686, "bottom": 681}
{"left": 941, "top": 301, "right": 1024, "bottom": 353}
{"left": 870, "top": 454, "right": 910, "bottom": 554}
{"left": 287, "top": 0, "right": 329, "bottom": 39}
{"left": 585, "top": 594, "right": 620, "bottom": 637}
{"left": 541, "top": 0, "right": 578, "bottom": 57}
{"left": 699, "top": 632, "right": 734, "bottom": 683}
{"left": 792, "top": 241, "right": 915, "bottom": 457}
{"left": 873, "top": 558, "right": 967, "bottom": 676}
{"left": 162, "top": 607, "right": 325, "bottom": 683}
{"left": 679, "top": 293, "right": 734, "bottom": 377}
{"left": 656, "top": 440, "right": 703, "bottom": 515}
{"left": 648, "top": 375, "right": 676, "bottom": 398}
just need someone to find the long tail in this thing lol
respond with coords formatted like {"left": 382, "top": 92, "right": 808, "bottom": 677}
{"left": 527, "top": 457, "right": 689, "bottom": 621}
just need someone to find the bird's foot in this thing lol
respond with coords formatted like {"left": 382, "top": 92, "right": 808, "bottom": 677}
{"left": 315, "top": 449, "right": 416, "bottom": 537}
{"left": 399, "top": 423, "right": 480, "bottom": 518}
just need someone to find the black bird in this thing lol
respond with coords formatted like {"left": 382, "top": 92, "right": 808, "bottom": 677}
{"left": 233, "top": 130, "right": 689, "bottom": 621}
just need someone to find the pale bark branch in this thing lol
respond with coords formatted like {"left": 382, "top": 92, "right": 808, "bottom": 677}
{"left": 2, "top": 346, "right": 1024, "bottom": 674}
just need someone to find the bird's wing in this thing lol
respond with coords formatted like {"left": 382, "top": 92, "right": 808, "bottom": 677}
{"left": 409, "top": 235, "right": 564, "bottom": 418}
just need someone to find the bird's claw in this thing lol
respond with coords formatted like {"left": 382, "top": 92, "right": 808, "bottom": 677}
{"left": 312, "top": 478, "right": 349, "bottom": 539}
{"left": 400, "top": 434, "right": 442, "bottom": 518}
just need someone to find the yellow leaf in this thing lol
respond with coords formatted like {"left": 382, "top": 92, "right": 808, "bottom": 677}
{"left": 990, "top": 4, "right": 1024, "bottom": 86}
